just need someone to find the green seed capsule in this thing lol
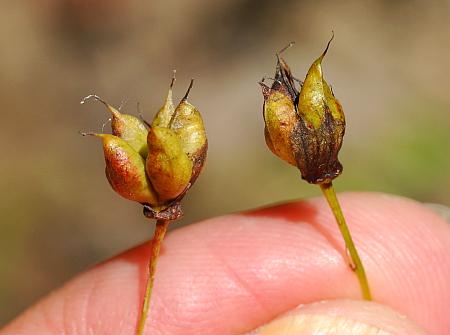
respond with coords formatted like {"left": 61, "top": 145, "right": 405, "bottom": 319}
{"left": 297, "top": 39, "right": 345, "bottom": 129}
{"left": 152, "top": 73, "right": 176, "bottom": 128}
{"left": 146, "top": 126, "right": 193, "bottom": 202}
{"left": 169, "top": 80, "right": 207, "bottom": 159}
{"left": 81, "top": 95, "right": 149, "bottom": 158}
{"left": 81, "top": 74, "right": 207, "bottom": 213}
{"left": 260, "top": 56, "right": 298, "bottom": 167}
{"left": 84, "top": 133, "right": 158, "bottom": 205}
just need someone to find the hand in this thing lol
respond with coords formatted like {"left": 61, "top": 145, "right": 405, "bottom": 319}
{"left": 2, "top": 193, "right": 449, "bottom": 334}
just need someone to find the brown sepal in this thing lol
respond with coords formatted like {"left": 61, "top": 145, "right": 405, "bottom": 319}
{"left": 189, "top": 141, "right": 208, "bottom": 186}
{"left": 273, "top": 55, "right": 299, "bottom": 102}
{"left": 291, "top": 108, "right": 345, "bottom": 184}
{"left": 143, "top": 201, "right": 183, "bottom": 221}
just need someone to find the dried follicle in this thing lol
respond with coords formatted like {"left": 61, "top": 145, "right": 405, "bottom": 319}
{"left": 260, "top": 33, "right": 371, "bottom": 300}
{"left": 274, "top": 41, "right": 299, "bottom": 100}
{"left": 293, "top": 32, "right": 345, "bottom": 184}
{"left": 260, "top": 82, "right": 297, "bottom": 165}
{"left": 261, "top": 33, "right": 345, "bottom": 184}
{"left": 260, "top": 42, "right": 301, "bottom": 167}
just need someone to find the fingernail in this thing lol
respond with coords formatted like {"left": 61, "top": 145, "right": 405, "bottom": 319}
{"left": 424, "top": 203, "right": 450, "bottom": 223}
{"left": 249, "top": 299, "right": 428, "bottom": 335}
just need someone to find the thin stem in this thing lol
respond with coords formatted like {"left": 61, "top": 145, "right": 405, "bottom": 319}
{"left": 136, "top": 219, "right": 170, "bottom": 335}
{"left": 320, "top": 182, "right": 372, "bottom": 300}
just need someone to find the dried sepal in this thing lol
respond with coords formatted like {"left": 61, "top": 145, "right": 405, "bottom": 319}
{"left": 291, "top": 108, "right": 344, "bottom": 184}
{"left": 273, "top": 42, "right": 299, "bottom": 101}
{"left": 143, "top": 201, "right": 183, "bottom": 221}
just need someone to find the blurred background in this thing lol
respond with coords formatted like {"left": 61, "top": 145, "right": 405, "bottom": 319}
{"left": 1, "top": 0, "right": 449, "bottom": 326}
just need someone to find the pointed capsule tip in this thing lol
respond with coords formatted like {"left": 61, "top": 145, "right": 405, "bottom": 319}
{"left": 79, "top": 130, "right": 96, "bottom": 137}
{"left": 79, "top": 131, "right": 107, "bottom": 139}
{"left": 80, "top": 94, "right": 108, "bottom": 107}
{"left": 142, "top": 118, "right": 152, "bottom": 128}
{"left": 182, "top": 79, "right": 194, "bottom": 101}
{"left": 277, "top": 41, "right": 295, "bottom": 57}
{"left": 276, "top": 42, "right": 295, "bottom": 69}
{"left": 80, "top": 94, "right": 120, "bottom": 118}
{"left": 170, "top": 70, "right": 177, "bottom": 89}
{"left": 259, "top": 82, "right": 271, "bottom": 100}
{"left": 319, "top": 31, "right": 335, "bottom": 61}
{"left": 260, "top": 76, "right": 277, "bottom": 84}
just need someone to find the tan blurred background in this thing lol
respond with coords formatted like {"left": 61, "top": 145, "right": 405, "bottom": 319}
{"left": 1, "top": 0, "right": 449, "bottom": 326}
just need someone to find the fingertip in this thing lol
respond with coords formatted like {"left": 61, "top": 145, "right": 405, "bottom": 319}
{"left": 251, "top": 299, "right": 429, "bottom": 335}
{"left": 244, "top": 191, "right": 450, "bottom": 334}
{"left": 2, "top": 193, "right": 449, "bottom": 335}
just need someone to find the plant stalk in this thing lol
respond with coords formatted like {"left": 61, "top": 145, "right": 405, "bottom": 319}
{"left": 136, "top": 219, "right": 170, "bottom": 335}
{"left": 320, "top": 182, "right": 372, "bottom": 300}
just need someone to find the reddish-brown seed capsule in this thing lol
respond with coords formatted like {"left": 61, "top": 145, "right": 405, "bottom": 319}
{"left": 81, "top": 133, "right": 158, "bottom": 205}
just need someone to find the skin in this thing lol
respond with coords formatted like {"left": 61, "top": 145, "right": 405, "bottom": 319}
{"left": 1, "top": 192, "right": 449, "bottom": 334}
